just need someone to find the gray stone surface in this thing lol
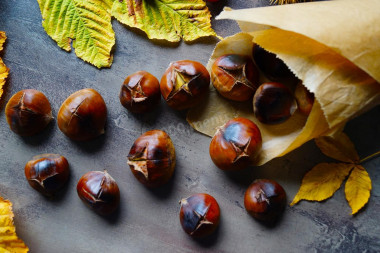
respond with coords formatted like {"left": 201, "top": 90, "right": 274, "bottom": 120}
{"left": 0, "top": 0, "right": 379, "bottom": 252}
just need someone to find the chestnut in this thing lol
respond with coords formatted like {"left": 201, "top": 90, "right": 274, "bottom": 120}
{"left": 127, "top": 130, "right": 176, "bottom": 187}
{"left": 5, "top": 89, "right": 53, "bottom": 136}
{"left": 119, "top": 71, "right": 161, "bottom": 113}
{"left": 24, "top": 154, "right": 69, "bottom": 196}
{"left": 160, "top": 60, "right": 210, "bottom": 110}
{"left": 253, "top": 82, "right": 297, "bottom": 124}
{"left": 58, "top": 88, "right": 107, "bottom": 141}
{"left": 211, "top": 54, "right": 259, "bottom": 102}
{"left": 244, "top": 179, "right": 286, "bottom": 222}
{"left": 294, "top": 81, "right": 314, "bottom": 116}
{"left": 179, "top": 193, "right": 220, "bottom": 238}
{"left": 253, "top": 45, "right": 294, "bottom": 80}
{"left": 209, "top": 118, "right": 262, "bottom": 171}
{"left": 77, "top": 170, "right": 120, "bottom": 216}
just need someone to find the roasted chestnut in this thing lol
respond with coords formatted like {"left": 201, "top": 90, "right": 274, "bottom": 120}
{"left": 58, "top": 88, "right": 107, "bottom": 141}
{"left": 24, "top": 154, "right": 69, "bottom": 196}
{"left": 294, "top": 81, "right": 314, "bottom": 116}
{"left": 127, "top": 130, "right": 176, "bottom": 187}
{"left": 119, "top": 71, "right": 161, "bottom": 113}
{"left": 209, "top": 118, "right": 262, "bottom": 171}
{"left": 244, "top": 179, "right": 286, "bottom": 222}
{"left": 160, "top": 60, "right": 210, "bottom": 110}
{"left": 179, "top": 193, "right": 220, "bottom": 238}
{"left": 77, "top": 170, "right": 120, "bottom": 216}
{"left": 253, "top": 82, "right": 297, "bottom": 124}
{"left": 253, "top": 45, "right": 294, "bottom": 80}
{"left": 5, "top": 89, "right": 53, "bottom": 136}
{"left": 211, "top": 54, "right": 259, "bottom": 101}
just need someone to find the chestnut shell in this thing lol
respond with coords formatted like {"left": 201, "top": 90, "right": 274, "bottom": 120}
{"left": 160, "top": 60, "right": 210, "bottom": 110}
{"left": 58, "top": 88, "right": 107, "bottom": 141}
{"left": 211, "top": 54, "right": 259, "bottom": 101}
{"left": 209, "top": 118, "right": 262, "bottom": 171}
{"left": 244, "top": 179, "right": 286, "bottom": 222}
{"left": 77, "top": 170, "right": 120, "bottom": 216}
{"left": 24, "top": 154, "right": 70, "bottom": 196}
{"left": 119, "top": 71, "right": 161, "bottom": 113}
{"left": 5, "top": 89, "right": 53, "bottom": 136}
{"left": 128, "top": 130, "right": 176, "bottom": 187}
{"left": 294, "top": 81, "right": 314, "bottom": 116}
{"left": 179, "top": 193, "right": 220, "bottom": 238}
{"left": 253, "top": 82, "right": 297, "bottom": 124}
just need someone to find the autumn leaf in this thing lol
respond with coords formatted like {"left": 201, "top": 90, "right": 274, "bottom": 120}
{"left": 290, "top": 163, "right": 353, "bottom": 205}
{"left": 112, "top": 0, "right": 219, "bottom": 42}
{"left": 292, "top": 132, "right": 374, "bottom": 215}
{"left": 345, "top": 165, "right": 372, "bottom": 215}
{"left": 37, "top": 0, "right": 115, "bottom": 68}
{"left": 0, "top": 31, "right": 9, "bottom": 101}
{"left": 315, "top": 132, "right": 359, "bottom": 163}
{"left": 270, "top": 0, "right": 312, "bottom": 4}
{"left": 0, "top": 197, "right": 29, "bottom": 253}
{"left": 37, "top": 0, "right": 219, "bottom": 68}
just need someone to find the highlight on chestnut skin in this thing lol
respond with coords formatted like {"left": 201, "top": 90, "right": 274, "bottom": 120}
{"left": 24, "top": 154, "right": 70, "bottom": 196}
{"left": 253, "top": 82, "right": 297, "bottom": 125}
{"left": 160, "top": 60, "right": 210, "bottom": 110}
{"left": 127, "top": 130, "right": 176, "bottom": 187}
{"left": 58, "top": 88, "right": 107, "bottom": 141}
{"left": 179, "top": 193, "right": 220, "bottom": 238}
{"left": 77, "top": 170, "right": 120, "bottom": 216}
{"left": 209, "top": 117, "right": 262, "bottom": 171}
{"left": 5, "top": 89, "right": 53, "bottom": 136}
{"left": 211, "top": 54, "right": 259, "bottom": 101}
{"left": 119, "top": 71, "right": 161, "bottom": 113}
{"left": 294, "top": 80, "right": 315, "bottom": 116}
{"left": 244, "top": 179, "right": 286, "bottom": 222}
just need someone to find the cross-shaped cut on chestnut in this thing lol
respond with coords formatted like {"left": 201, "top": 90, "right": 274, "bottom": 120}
{"left": 210, "top": 117, "right": 262, "bottom": 170}
{"left": 211, "top": 54, "right": 259, "bottom": 102}
{"left": 127, "top": 130, "right": 176, "bottom": 187}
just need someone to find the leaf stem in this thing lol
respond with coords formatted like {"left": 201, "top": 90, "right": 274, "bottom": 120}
{"left": 360, "top": 150, "right": 380, "bottom": 164}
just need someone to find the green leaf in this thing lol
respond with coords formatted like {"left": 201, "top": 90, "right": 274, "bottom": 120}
{"left": 112, "top": 0, "right": 219, "bottom": 42}
{"left": 37, "top": 0, "right": 115, "bottom": 68}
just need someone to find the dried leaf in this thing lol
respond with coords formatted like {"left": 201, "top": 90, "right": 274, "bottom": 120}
{"left": 315, "top": 132, "right": 359, "bottom": 163}
{"left": 290, "top": 163, "right": 353, "bottom": 206}
{"left": 0, "top": 31, "right": 9, "bottom": 100}
{"left": 112, "top": 0, "right": 219, "bottom": 42}
{"left": 270, "top": 0, "right": 311, "bottom": 4}
{"left": 0, "top": 197, "right": 29, "bottom": 253}
{"left": 37, "top": 0, "right": 115, "bottom": 68}
{"left": 345, "top": 165, "right": 372, "bottom": 215}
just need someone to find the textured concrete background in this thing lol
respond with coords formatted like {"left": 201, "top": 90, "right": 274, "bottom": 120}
{"left": 0, "top": 0, "right": 379, "bottom": 252}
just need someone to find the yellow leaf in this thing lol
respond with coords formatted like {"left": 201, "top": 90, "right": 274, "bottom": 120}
{"left": 0, "top": 197, "right": 29, "bottom": 253}
{"left": 291, "top": 163, "right": 353, "bottom": 206}
{"left": 315, "top": 132, "right": 359, "bottom": 163}
{"left": 345, "top": 165, "right": 372, "bottom": 215}
{"left": 37, "top": 0, "right": 115, "bottom": 68}
{"left": 112, "top": 0, "right": 219, "bottom": 42}
{"left": 0, "top": 31, "right": 9, "bottom": 101}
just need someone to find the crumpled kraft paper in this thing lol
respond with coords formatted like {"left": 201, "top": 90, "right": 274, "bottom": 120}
{"left": 187, "top": 0, "right": 380, "bottom": 165}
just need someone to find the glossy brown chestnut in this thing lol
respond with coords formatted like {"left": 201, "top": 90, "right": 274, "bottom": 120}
{"left": 294, "top": 81, "right": 314, "bottom": 116}
{"left": 77, "top": 170, "right": 120, "bottom": 216}
{"left": 253, "top": 82, "right": 297, "bottom": 124}
{"left": 5, "top": 89, "right": 53, "bottom": 136}
{"left": 179, "top": 193, "right": 220, "bottom": 238}
{"left": 160, "top": 60, "right": 210, "bottom": 110}
{"left": 244, "top": 179, "right": 286, "bottom": 222}
{"left": 24, "top": 154, "right": 69, "bottom": 196}
{"left": 211, "top": 54, "right": 259, "bottom": 101}
{"left": 128, "top": 130, "right": 176, "bottom": 187}
{"left": 58, "top": 88, "right": 107, "bottom": 141}
{"left": 209, "top": 118, "right": 262, "bottom": 171}
{"left": 253, "top": 45, "right": 294, "bottom": 80}
{"left": 119, "top": 71, "right": 161, "bottom": 113}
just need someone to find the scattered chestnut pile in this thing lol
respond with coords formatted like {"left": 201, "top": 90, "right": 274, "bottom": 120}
{"left": 4, "top": 50, "right": 307, "bottom": 238}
